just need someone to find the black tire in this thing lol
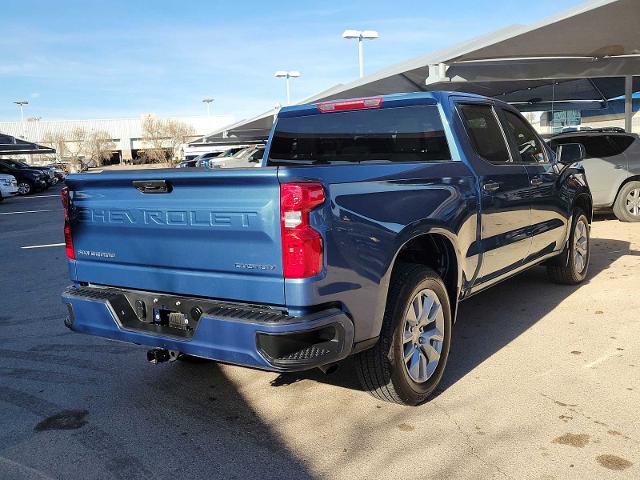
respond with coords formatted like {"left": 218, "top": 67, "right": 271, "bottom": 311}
{"left": 17, "top": 181, "right": 33, "bottom": 195}
{"left": 547, "top": 209, "right": 590, "bottom": 285}
{"left": 613, "top": 181, "right": 640, "bottom": 222}
{"left": 355, "top": 264, "right": 452, "bottom": 405}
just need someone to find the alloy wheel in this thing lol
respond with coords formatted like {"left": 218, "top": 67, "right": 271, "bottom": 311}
{"left": 401, "top": 289, "right": 445, "bottom": 384}
{"left": 18, "top": 182, "right": 31, "bottom": 195}
{"left": 625, "top": 188, "right": 640, "bottom": 217}
{"left": 573, "top": 218, "right": 589, "bottom": 274}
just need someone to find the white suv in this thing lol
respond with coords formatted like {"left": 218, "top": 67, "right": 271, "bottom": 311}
{"left": 549, "top": 130, "right": 640, "bottom": 222}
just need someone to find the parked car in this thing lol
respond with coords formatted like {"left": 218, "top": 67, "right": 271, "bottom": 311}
{"left": 0, "top": 159, "right": 55, "bottom": 186}
{"left": 0, "top": 174, "right": 19, "bottom": 201}
{"left": 548, "top": 130, "right": 640, "bottom": 221}
{"left": 176, "top": 159, "right": 199, "bottom": 168}
{"left": 46, "top": 164, "right": 67, "bottom": 183}
{"left": 61, "top": 92, "right": 591, "bottom": 405}
{"left": 177, "top": 152, "right": 227, "bottom": 168}
{"left": 217, "top": 146, "right": 265, "bottom": 168}
{"left": 193, "top": 152, "right": 221, "bottom": 168}
{"left": 198, "top": 148, "right": 246, "bottom": 168}
{"left": 0, "top": 161, "right": 47, "bottom": 195}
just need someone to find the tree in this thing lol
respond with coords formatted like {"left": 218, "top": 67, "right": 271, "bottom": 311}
{"left": 68, "top": 127, "right": 88, "bottom": 169}
{"left": 164, "top": 119, "right": 195, "bottom": 164}
{"left": 140, "top": 115, "right": 194, "bottom": 165}
{"left": 139, "top": 115, "right": 168, "bottom": 163}
{"left": 84, "top": 130, "right": 116, "bottom": 166}
{"left": 66, "top": 128, "right": 116, "bottom": 169}
{"left": 41, "top": 132, "right": 68, "bottom": 163}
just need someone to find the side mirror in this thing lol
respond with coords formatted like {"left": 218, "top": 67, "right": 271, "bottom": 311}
{"left": 555, "top": 143, "right": 585, "bottom": 165}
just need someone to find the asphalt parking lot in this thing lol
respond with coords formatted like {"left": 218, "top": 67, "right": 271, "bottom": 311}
{"left": 1, "top": 186, "right": 638, "bottom": 480}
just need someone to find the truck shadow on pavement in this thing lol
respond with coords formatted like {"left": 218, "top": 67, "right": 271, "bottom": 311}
{"left": 270, "top": 235, "right": 640, "bottom": 396}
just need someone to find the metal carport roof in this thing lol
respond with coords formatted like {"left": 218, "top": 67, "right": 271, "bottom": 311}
{"left": 0, "top": 133, "right": 55, "bottom": 156}
{"left": 194, "top": 0, "right": 640, "bottom": 144}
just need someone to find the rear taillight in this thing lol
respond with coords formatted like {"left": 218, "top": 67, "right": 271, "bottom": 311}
{"left": 280, "top": 183, "right": 325, "bottom": 279}
{"left": 61, "top": 187, "right": 75, "bottom": 260}
{"left": 316, "top": 96, "right": 383, "bottom": 113}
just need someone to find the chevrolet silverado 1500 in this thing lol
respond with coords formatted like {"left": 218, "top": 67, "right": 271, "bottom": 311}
{"left": 62, "top": 92, "right": 592, "bottom": 405}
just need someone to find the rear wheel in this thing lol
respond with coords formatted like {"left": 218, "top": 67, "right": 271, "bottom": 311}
{"left": 613, "top": 181, "right": 640, "bottom": 222}
{"left": 355, "top": 264, "right": 452, "bottom": 405}
{"left": 17, "top": 181, "right": 32, "bottom": 195}
{"left": 547, "top": 209, "right": 590, "bottom": 284}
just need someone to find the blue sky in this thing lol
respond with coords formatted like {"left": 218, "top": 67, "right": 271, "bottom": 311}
{"left": 1, "top": 0, "right": 584, "bottom": 123}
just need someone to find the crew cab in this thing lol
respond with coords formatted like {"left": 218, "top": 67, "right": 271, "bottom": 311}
{"left": 61, "top": 92, "right": 592, "bottom": 405}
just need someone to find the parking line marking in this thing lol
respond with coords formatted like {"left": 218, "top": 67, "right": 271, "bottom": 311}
{"left": 585, "top": 352, "right": 622, "bottom": 369}
{"left": 15, "top": 194, "right": 61, "bottom": 199}
{"left": 0, "top": 209, "right": 52, "bottom": 215}
{"left": 21, "top": 243, "right": 65, "bottom": 249}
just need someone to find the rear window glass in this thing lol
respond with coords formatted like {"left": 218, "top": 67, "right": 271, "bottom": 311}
{"left": 549, "top": 135, "right": 635, "bottom": 158}
{"left": 267, "top": 105, "right": 451, "bottom": 166}
{"left": 609, "top": 135, "right": 635, "bottom": 155}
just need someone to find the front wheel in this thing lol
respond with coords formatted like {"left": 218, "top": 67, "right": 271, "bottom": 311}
{"left": 17, "top": 181, "right": 33, "bottom": 195}
{"left": 547, "top": 209, "right": 590, "bottom": 284}
{"left": 613, "top": 181, "right": 640, "bottom": 222}
{"left": 355, "top": 264, "right": 452, "bottom": 405}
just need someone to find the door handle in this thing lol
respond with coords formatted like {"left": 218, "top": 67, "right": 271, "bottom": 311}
{"left": 133, "top": 179, "right": 172, "bottom": 194}
{"left": 482, "top": 181, "right": 501, "bottom": 193}
{"left": 530, "top": 176, "right": 544, "bottom": 187}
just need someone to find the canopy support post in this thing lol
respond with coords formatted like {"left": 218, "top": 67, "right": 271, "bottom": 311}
{"left": 625, "top": 76, "right": 633, "bottom": 133}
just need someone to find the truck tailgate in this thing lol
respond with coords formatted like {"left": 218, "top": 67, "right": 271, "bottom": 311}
{"left": 65, "top": 168, "right": 284, "bottom": 305}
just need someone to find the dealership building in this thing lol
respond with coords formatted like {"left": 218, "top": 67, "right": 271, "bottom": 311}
{"left": 0, "top": 114, "right": 233, "bottom": 163}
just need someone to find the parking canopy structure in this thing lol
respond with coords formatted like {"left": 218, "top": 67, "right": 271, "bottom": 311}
{"left": 194, "top": 0, "right": 639, "bottom": 144}
{"left": 0, "top": 133, "right": 55, "bottom": 156}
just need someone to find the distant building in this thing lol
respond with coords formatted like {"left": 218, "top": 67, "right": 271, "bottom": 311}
{"left": 0, "top": 114, "right": 233, "bottom": 163}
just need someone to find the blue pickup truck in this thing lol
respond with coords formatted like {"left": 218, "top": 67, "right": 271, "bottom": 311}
{"left": 62, "top": 92, "right": 592, "bottom": 405}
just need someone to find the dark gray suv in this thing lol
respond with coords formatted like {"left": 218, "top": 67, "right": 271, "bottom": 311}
{"left": 549, "top": 130, "right": 640, "bottom": 222}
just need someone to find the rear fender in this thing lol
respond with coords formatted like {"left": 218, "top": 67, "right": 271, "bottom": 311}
{"left": 376, "top": 225, "right": 463, "bottom": 333}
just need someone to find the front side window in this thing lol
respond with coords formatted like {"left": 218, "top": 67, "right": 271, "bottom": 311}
{"left": 502, "top": 110, "right": 546, "bottom": 164}
{"left": 267, "top": 105, "right": 451, "bottom": 166}
{"left": 459, "top": 104, "right": 511, "bottom": 165}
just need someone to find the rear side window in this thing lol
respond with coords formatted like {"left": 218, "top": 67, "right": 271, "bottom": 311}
{"left": 549, "top": 135, "right": 633, "bottom": 158}
{"left": 459, "top": 104, "right": 511, "bottom": 164}
{"left": 267, "top": 105, "right": 451, "bottom": 166}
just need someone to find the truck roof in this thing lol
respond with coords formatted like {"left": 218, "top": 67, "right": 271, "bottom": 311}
{"left": 278, "top": 91, "right": 496, "bottom": 118}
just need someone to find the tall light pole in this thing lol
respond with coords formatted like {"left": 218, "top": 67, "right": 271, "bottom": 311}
{"left": 274, "top": 70, "right": 300, "bottom": 105}
{"left": 14, "top": 100, "right": 29, "bottom": 139}
{"left": 342, "top": 30, "right": 379, "bottom": 78}
{"left": 202, "top": 97, "right": 214, "bottom": 117}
